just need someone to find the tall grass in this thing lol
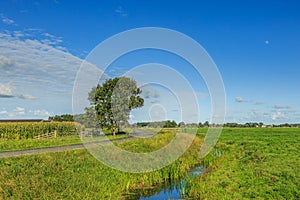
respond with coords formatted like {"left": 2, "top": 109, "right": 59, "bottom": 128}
{"left": 0, "top": 130, "right": 203, "bottom": 199}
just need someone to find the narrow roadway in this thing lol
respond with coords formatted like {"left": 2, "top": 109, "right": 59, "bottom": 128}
{"left": 0, "top": 136, "right": 134, "bottom": 158}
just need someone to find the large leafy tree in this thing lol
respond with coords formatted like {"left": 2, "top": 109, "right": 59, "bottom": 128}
{"left": 88, "top": 77, "right": 144, "bottom": 136}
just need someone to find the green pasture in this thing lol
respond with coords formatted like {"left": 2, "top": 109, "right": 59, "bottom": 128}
{"left": 0, "top": 127, "right": 299, "bottom": 199}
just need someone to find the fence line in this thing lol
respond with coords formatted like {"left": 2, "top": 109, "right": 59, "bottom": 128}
{"left": 34, "top": 131, "right": 57, "bottom": 139}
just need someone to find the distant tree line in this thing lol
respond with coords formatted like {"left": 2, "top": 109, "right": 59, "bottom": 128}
{"left": 48, "top": 114, "right": 74, "bottom": 122}
{"left": 48, "top": 114, "right": 300, "bottom": 129}
{"left": 223, "top": 122, "right": 300, "bottom": 128}
{"left": 133, "top": 120, "right": 211, "bottom": 128}
{"left": 134, "top": 120, "right": 178, "bottom": 128}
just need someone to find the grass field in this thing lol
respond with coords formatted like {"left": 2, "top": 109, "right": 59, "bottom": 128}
{"left": 0, "top": 128, "right": 299, "bottom": 199}
{"left": 0, "top": 134, "right": 129, "bottom": 152}
{"left": 186, "top": 128, "right": 300, "bottom": 199}
{"left": 0, "top": 131, "right": 202, "bottom": 199}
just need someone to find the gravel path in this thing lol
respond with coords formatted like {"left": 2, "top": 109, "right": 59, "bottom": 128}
{"left": 0, "top": 136, "right": 134, "bottom": 158}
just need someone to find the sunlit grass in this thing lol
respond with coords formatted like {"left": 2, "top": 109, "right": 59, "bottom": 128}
{"left": 0, "top": 128, "right": 299, "bottom": 199}
{"left": 0, "top": 133, "right": 129, "bottom": 152}
{"left": 186, "top": 128, "right": 300, "bottom": 199}
{"left": 0, "top": 129, "right": 203, "bottom": 199}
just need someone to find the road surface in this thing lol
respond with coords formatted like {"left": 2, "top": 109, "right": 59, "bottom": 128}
{"left": 0, "top": 136, "right": 134, "bottom": 158}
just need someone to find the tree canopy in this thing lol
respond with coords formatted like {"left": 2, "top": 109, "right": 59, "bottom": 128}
{"left": 49, "top": 114, "right": 74, "bottom": 122}
{"left": 88, "top": 77, "right": 144, "bottom": 135}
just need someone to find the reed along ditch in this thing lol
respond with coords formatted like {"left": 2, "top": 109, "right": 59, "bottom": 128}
{"left": 123, "top": 165, "right": 206, "bottom": 200}
{"left": 124, "top": 151, "right": 222, "bottom": 200}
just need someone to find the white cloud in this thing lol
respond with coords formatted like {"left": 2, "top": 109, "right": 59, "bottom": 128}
{"left": 29, "top": 109, "right": 50, "bottom": 117}
{"left": 235, "top": 96, "right": 245, "bottom": 103}
{"left": 42, "top": 32, "right": 55, "bottom": 38}
{"left": 254, "top": 101, "right": 264, "bottom": 105}
{"left": 14, "top": 107, "right": 25, "bottom": 112}
{"left": 6, "top": 107, "right": 26, "bottom": 116}
{"left": 18, "top": 94, "right": 37, "bottom": 100}
{"left": 0, "top": 83, "right": 36, "bottom": 99}
{"left": 273, "top": 105, "right": 291, "bottom": 109}
{"left": 0, "top": 30, "right": 83, "bottom": 96}
{"left": 143, "top": 88, "right": 160, "bottom": 99}
{"left": 0, "top": 29, "right": 100, "bottom": 117}
{"left": 271, "top": 111, "right": 286, "bottom": 120}
{"left": 0, "top": 55, "right": 13, "bottom": 66}
{"left": 235, "top": 97, "right": 264, "bottom": 105}
{"left": 12, "top": 31, "right": 26, "bottom": 38}
{"left": 0, "top": 107, "right": 51, "bottom": 118}
{"left": 226, "top": 99, "right": 300, "bottom": 124}
{"left": 0, "top": 107, "right": 25, "bottom": 117}
{"left": 115, "top": 6, "right": 128, "bottom": 17}
{"left": 1, "top": 15, "right": 15, "bottom": 25}
{"left": 0, "top": 110, "right": 8, "bottom": 115}
{"left": 0, "top": 84, "right": 15, "bottom": 97}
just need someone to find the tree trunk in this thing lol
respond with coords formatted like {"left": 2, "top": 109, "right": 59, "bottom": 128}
{"left": 112, "top": 123, "right": 116, "bottom": 137}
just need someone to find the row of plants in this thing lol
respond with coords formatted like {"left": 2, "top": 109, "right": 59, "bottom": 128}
{"left": 0, "top": 122, "right": 81, "bottom": 139}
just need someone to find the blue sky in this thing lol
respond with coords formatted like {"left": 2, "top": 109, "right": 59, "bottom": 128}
{"left": 0, "top": 0, "right": 300, "bottom": 124}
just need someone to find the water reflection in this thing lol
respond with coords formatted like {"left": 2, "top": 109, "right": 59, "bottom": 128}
{"left": 124, "top": 165, "right": 206, "bottom": 200}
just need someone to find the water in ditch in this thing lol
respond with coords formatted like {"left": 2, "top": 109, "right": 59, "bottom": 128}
{"left": 124, "top": 150, "right": 222, "bottom": 200}
{"left": 124, "top": 165, "right": 206, "bottom": 200}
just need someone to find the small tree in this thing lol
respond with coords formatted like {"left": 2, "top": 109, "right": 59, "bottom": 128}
{"left": 88, "top": 77, "right": 144, "bottom": 136}
{"left": 178, "top": 121, "right": 185, "bottom": 128}
{"left": 163, "top": 120, "right": 177, "bottom": 128}
{"left": 203, "top": 121, "right": 210, "bottom": 127}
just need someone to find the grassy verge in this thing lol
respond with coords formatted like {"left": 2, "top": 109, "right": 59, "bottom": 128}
{"left": 0, "top": 131, "right": 203, "bottom": 199}
{"left": 0, "top": 134, "right": 129, "bottom": 152}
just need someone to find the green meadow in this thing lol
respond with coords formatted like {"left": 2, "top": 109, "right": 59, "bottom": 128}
{"left": 187, "top": 128, "right": 300, "bottom": 199}
{"left": 0, "top": 128, "right": 299, "bottom": 199}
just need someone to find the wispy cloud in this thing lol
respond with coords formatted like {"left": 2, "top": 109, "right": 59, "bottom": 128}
{"left": 235, "top": 96, "right": 264, "bottom": 105}
{"left": 143, "top": 88, "right": 160, "bottom": 99}
{"left": 273, "top": 105, "right": 291, "bottom": 109}
{"left": 271, "top": 110, "right": 286, "bottom": 120}
{"left": 235, "top": 96, "right": 246, "bottom": 103}
{"left": 0, "top": 110, "right": 8, "bottom": 115}
{"left": 0, "top": 107, "right": 25, "bottom": 117}
{"left": 0, "top": 30, "right": 79, "bottom": 96}
{"left": 0, "top": 55, "right": 13, "bottom": 67}
{"left": 115, "top": 6, "right": 128, "bottom": 17}
{"left": 14, "top": 107, "right": 25, "bottom": 115}
{"left": 254, "top": 101, "right": 264, "bottom": 105}
{"left": 226, "top": 105, "right": 300, "bottom": 124}
{"left": 150, "top": 100, "right": 160, "bottom": 104}
{"left": 0, "top": 84, "right": 15, "bottom": 98}
{"left": 0, "top": 83, "right": 36, "bottom": 99}
{"left": 18, "top": 94, "right": 37, "bottom": 100}
{"left": 0, "top": 107, "right": 51, "bottom": 118}
{"left": 0, "top": 28, "right": 100, "bottom": 117}
{"left": 1, "top": 14, "right": 15, "bottom": 25}
{"left": 29, "top": 109, "right": 51, "bottom": 117}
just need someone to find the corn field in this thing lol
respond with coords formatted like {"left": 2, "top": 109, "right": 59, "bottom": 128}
{"left": 0, "top": 122, "right": 81, "bottom": 139}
